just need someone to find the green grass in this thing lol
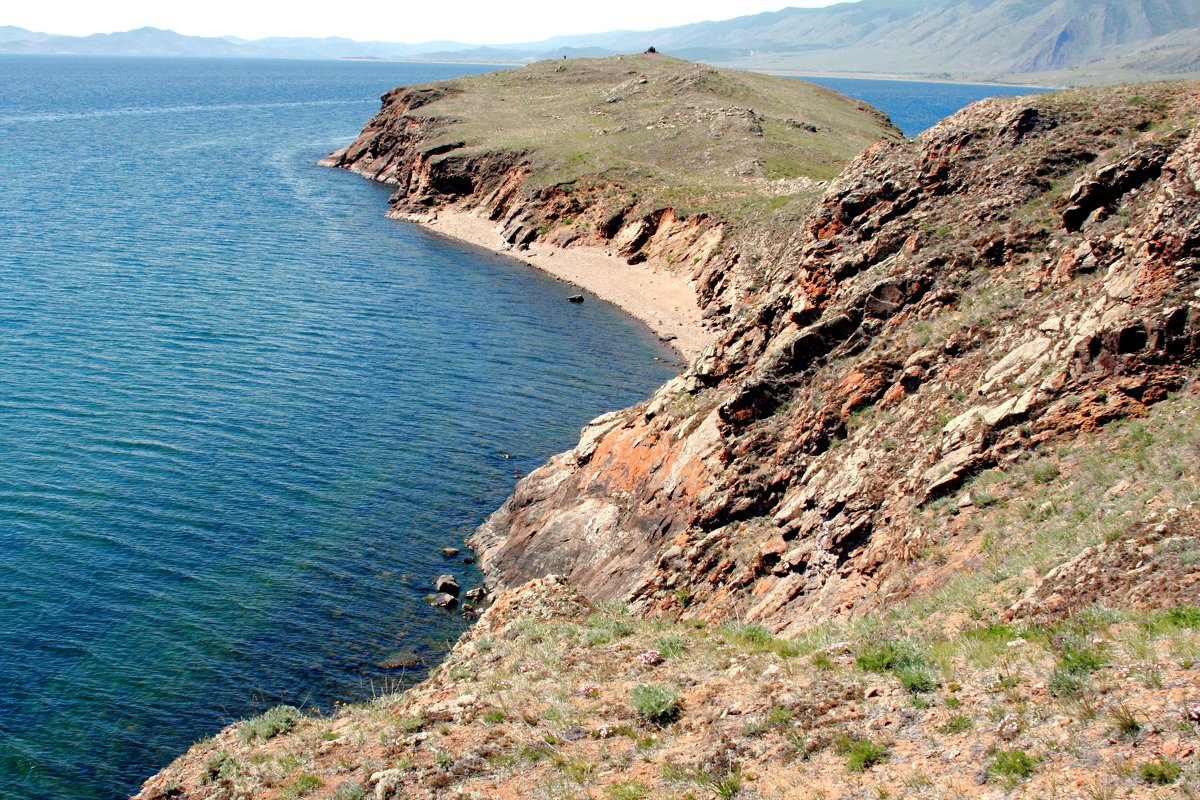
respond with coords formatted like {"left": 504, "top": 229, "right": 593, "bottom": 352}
{"left": 201, "top": 751, "right": 238, "bottom": 784}
{"left": 717, "top": 622, "right": 801, "bottom": 656}
{"left": 286, "top": 775, "right": 323, "bottom": 798}
{"left": 1139, "top": 757, "right": 1182, "bottom": 785}
{"left": 835, "top": 736, "right": 890, "bottom": 772}
{"left": 1108, "top": 703, "right": 1141, "bottom": 738}
{"left": 896, "top": 387, "right": 1200, "bottom": 630}
{"left": 378, "top": 54, "right": 899, "bottom": 229}
{"left": 987, "top": 749, "right": 1038, "bottom": 787}
{"left": 938, "top": 715, "right": 972, "bottom": 734}
{"left": 1143, "top": 605, "right": 1200, "bottom": 632}
{"left": 854, "top": 638, "right": 937, "bottom": 692}
{"left": 606, "top": 782, "right": 649, "bottom": 800}
{"left": 331, "top": 783, "right": 366, "bottom": 800}
{"left": 239, "top": 705, "right": 303, "bottom": 743}
{"left": 652, "top": 633, "right": 689, "bottom": 659}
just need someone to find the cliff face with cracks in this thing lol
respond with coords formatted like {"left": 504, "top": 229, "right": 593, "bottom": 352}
{"left": 321, "top": 64, "right": 1200, "bottom": 630}
{"left": 469, "top": 81, "right": 1200, "bottom": 633}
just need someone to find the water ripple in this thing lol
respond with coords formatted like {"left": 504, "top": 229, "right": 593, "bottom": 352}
{"left": 0, "top": 56, "right": 677, "bottom": 800}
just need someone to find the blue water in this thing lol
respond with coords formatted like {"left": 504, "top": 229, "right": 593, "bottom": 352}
{"left": 0, "top": 56, "right": 681, "bottom": 800}
{"left": 798, "top": 75, "right": 1051, "bottom": 136}
{"left": 0, "top": 56, "right": 1053, "bottom": 800}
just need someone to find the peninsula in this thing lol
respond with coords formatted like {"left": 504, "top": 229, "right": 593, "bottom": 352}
{"left": 318, "top": 54, "right": 901, "bottom": 358}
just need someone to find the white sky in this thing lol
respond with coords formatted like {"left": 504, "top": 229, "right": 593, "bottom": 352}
{"left": 4, "top": 0, "right": 850, "bottom": 44}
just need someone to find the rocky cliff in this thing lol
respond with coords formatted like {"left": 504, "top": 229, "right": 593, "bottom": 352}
{"left": 471, "top": 80, "right": 1200, "bottom": 635}
{"left": 134, "top": 67, "right": 1200, "bottom": 799}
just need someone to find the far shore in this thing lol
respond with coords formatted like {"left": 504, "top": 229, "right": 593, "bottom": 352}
{"left": 397, "top": 208, "right": 715, "bottom": 361}
{"left": 339, "top": 57, "right": 1067, "bottom": 90}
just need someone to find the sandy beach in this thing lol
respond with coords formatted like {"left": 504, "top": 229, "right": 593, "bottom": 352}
{"left": 405, "top": 208, "right": 715, "bottom": 361}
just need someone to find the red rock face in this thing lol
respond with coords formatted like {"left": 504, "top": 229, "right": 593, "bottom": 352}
{"left": 466, "top": 83, "right": 1200, "bottom": 630}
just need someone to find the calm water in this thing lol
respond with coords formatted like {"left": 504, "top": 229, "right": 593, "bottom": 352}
{"left": 799, "top": 75, "right": 1051, "bottom": 136}
{"left": 0, "top": 56, "right": 1050, "bottom": 800}
{"left": 0, "top": 56, "right": 680, "bottom": 800}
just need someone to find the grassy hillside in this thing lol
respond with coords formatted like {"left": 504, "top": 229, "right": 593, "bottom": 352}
{"left": 406, "top": 54, "right": 900, "bottom": 217}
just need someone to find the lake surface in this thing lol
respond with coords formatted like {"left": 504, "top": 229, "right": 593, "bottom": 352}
{"left": 799, "top": 75, "right": 1050, "bottom": 136}
{"left": 0, "top": 55, "right": 1052, "bottom": 800}
{"left": 0, "top": 56, "right": 681, "bottom": 800}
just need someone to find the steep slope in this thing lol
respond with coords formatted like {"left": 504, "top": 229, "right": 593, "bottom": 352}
{"left": 471, "top": 80, "right": 1200, "bottom": 635}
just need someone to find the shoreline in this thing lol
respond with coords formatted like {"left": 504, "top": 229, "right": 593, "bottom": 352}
{"left": 399, "top": 207, "right": 716, "bottom": 362}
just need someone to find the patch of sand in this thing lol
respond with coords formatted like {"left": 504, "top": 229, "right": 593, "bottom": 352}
{"left": 402, "top": 208, "right": 715, "bottom": 361}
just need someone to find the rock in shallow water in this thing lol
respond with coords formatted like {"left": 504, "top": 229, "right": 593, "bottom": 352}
{"left": 427, "top": 592, "right": 458, "bottom": 609}
{"left": 435, "top": 574, "right": 461, "bottom": 596}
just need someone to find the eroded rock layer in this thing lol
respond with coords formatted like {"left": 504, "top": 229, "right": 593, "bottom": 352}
{"left": 470, "top": 82, "right": 1200, "bottom": 632}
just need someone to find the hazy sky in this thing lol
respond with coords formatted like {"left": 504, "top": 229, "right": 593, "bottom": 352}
{"left": 5, "top": 0, "right": 849, "bottom": 43}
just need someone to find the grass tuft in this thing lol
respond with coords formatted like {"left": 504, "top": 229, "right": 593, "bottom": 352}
{"left": 630, "top": 683, "right": 682, "bottom": 723}
{"left": 239, "top": 705, "right": 303, "bottom": 743}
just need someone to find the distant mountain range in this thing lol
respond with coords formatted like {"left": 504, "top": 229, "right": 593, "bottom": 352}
{"left": 4, "top": 0, "right": 1199, "bottom": 85}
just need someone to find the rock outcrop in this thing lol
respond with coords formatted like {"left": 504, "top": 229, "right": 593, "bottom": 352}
{"left": 469, "top": 81, "right": 1200, "bottom": 634}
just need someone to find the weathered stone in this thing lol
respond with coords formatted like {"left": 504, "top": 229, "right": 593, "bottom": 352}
{"left": 435, "top": 574, "right": 461, "bottom": 596}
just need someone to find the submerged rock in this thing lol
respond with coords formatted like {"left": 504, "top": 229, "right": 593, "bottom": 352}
{"left": 427, "top": 592, "right": 458, "bottom": 609}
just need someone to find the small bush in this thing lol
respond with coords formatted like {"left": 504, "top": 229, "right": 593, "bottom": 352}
{"left": 704, "top": 772, "right": 743, "bottom": 798}
{"left": 717, "top": 622, "right": 799, "bottom": 656}
{"left": 1055, "top": 634, "right": 1106, "bottom": 676}
{"left": 1049, "top": 667, "right": 1088, "bottom": 698}
{"left": 202, "top": 751, "right": 238, "bottom": 784}
{"left": 811, "top": 651, "right": 835, "bottom": 670}
{"left": 898, "top": 666, "right": 938, "bottom": 694}
{"left": 1108, "top": 703, "right": 1141, "bottom": 738}
{"left": 483, "top": 710, "right": 505, "bottom": 724}
{"left": 240, "top": 705, "right": 302, "bottom": 743}
{"left": 1139, "top": 757, "right": 1182, "bottom": 785}
{"left": 987, "top": 749, "right": 1037, "bottom": 786}
{"left": 1029, "top": 460, "right": 1060, "bottom": 484}
{"left": 836, "top": 736, "right": 890, "bottom": 772}
{"left": 331, "top": 782, "right": 367, "bottom": 800}
{"left": 856, "top": 639, "right": 933, "bottom": 696}
{"left": 1145, "top": 605, "right": 1200, "bottom": 631}
{"left": 939, "top": 715, "right": 972, "bottom": 734}
{"left": 631, "top": 684, "right": 682, "bottom": 723}
{"left": 856, "top": 641, "right": 902, "bottom": 672}
{"left": 398, "top": 715, "right": 425, "bottom": 732}
{"left": 289, "top": 775, "right": 323, "bottom": 797}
